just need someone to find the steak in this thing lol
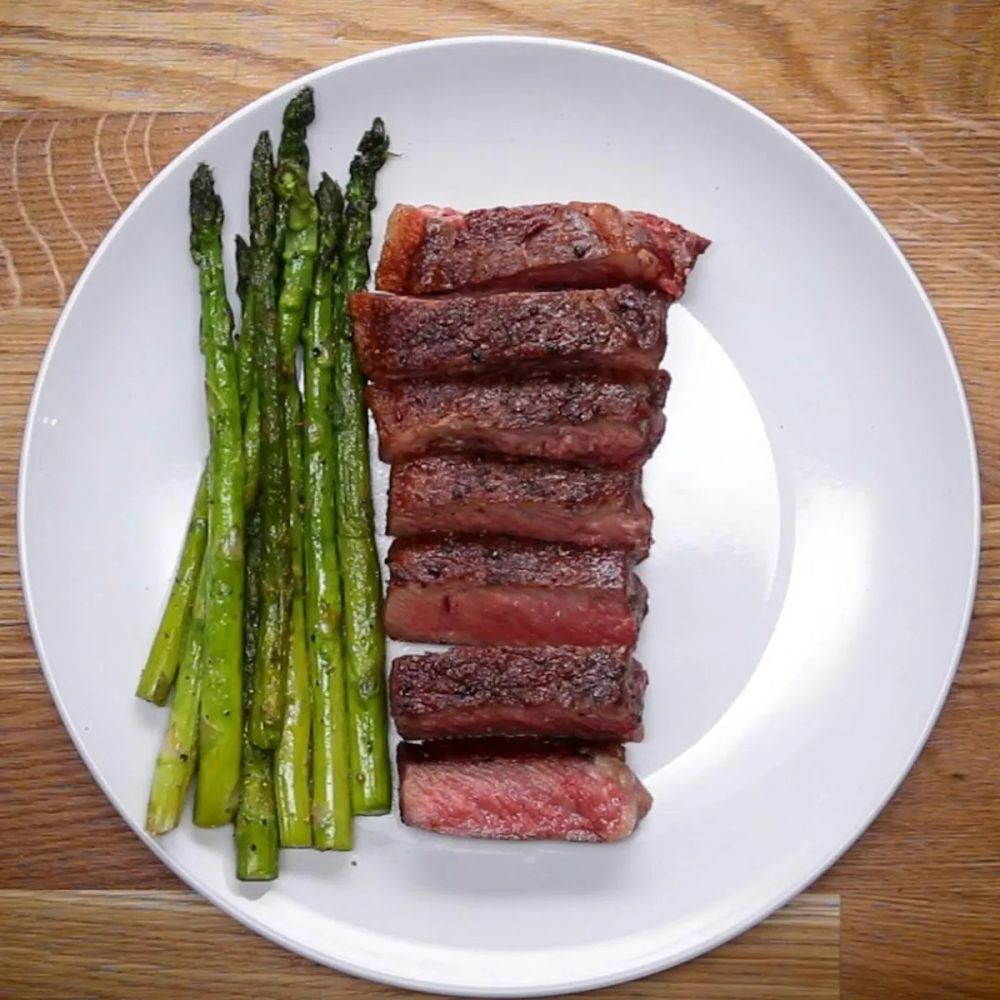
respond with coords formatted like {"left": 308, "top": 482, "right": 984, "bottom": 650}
{"left": 350, "top": 285, "right": 667, "bottom": 382}
{"left": 398, "top": 739, "right": 653, "bottom": 842}
{"left": 367, "top": 371, "right": 669, "bottom": 467}
{"left": 387, "top": 455, "right": 652, "bottom": 555}
{"left": 384, "top": 536, "right": 647, "bottom": 647}
{"left": 375, "top": 202, "right": 709, "bottom": 298}
{"left": 390, "top": 646, "right": 648, "bottom": 741}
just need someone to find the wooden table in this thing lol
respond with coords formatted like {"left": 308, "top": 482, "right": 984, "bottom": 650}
{"left": 1, "top": 3, "right": 997, "bottom": 997}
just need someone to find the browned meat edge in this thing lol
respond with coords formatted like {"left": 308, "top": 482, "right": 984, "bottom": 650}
{"left": 351, "top": 285, "right": 667, "bottom": 382}
{"left": 375, "top": 201, "right": 709, "bottom": 298}
{"left": 390, "top": 645, "right": 648, "bottom": 741}
{"left": 367, "top": 371, "right": 669, "bottom": 467}
{"left": 387, "top": 455, "right": 652, "bottom": 556}
{"left": 385, "top": 536, "right": 647, "bottom": 647}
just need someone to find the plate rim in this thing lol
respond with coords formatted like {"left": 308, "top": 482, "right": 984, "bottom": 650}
{"left": 17, "top": 33, "right": 982, "bottom": 997}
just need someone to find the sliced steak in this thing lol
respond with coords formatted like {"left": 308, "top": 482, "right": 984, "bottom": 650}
{"left": 390, "top": 646, "right": 648, "bottom": 742}
{"left": 368, "top": 371, "right": 669, "bottom": 467}
{"left": 384, "top": 536, "right": 647, "bottom": 647}
{"left": 388, "top": 455, "right": 652, "bottom": 555}
{"left": 350, "top": 285, "right": 667, "bottom": 382}
{"left": 398, "top": 739, "right": 653, "bottom": 842}
{"left": 375, "top": 202, "right": 709, "bottom": 298}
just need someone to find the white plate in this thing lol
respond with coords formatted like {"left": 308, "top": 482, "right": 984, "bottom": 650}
{"left": 19, "top": 36, "right": 980, "bottom": 996}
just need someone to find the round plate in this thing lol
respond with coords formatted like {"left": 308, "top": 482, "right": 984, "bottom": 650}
{"left": 19, "top": 36, "right": 980, "bottom": 996}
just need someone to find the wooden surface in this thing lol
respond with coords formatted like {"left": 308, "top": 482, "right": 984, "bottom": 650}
{"left": 0, "top": 3, "right": 998, "bottom": 998}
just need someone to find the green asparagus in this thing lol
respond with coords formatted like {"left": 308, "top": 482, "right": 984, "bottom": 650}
{"left": 140, "top": 95, "right": 397, "bottom": 868}
{"left": 190, "top": 164, "right": 245, "bottom": 828}
{"left": 135, "top": 470, "right": 208, "bottom": 704}
{"left": 304, "top": 175, "right": 352, "bottom": 849}
{"left": 248, "top": 132, "right": 291, "bottom": 750}
{"left": 236, "top": 234, "right": 262, "bottom": 510}
{"left": 273, "top": 87, "right": 315, "bottom": 259}
{"left": 275, "top": 595, "right": 312, "bottom": 845}
{"left": 273, "top": 157, "right": 318, "bottom": 847}
{"left": 242, "top": 388, "right": 261, "bottom": 511}
{"left": 235, "top": 234, "right": 254, "bottom": 409}
{"left": 333, "top": 119, "right": 391, "bottom": 815}
{"left": 234, "top": 506, "right": 279, "bottom": 879}
{"left": 235, "top": 216, "right": 279, "bottom": 876}
{"left": 145, "top": 556, "right": 207, "bottom": 833}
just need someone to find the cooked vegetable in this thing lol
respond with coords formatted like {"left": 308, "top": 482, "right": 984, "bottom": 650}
{"left": 135, "top": 471, "right": 208, "bottom": 705}
{"left": 189, "top": 164, "right": 245, "bottom": 828}
{"left": 333, "top": 119, "right": 391, "bottom": 815}
{"left": 273, "top": 156, "right": 319, "bottom": 847}
{"left": 145, "top": 559, "right": 207, "bottom": 833}
{"left": 248, "top": 131, "right": 291, "bottom": 750}
{"left": 236, "top": 234, "right": 262, "bottom": 511}
{"left": 235, "top": 508, "right": 279, "bottom": 879}
{"left": 303, "top": 174, "right": 352, "bottom": 849}
{"left": 139, "top": 97, "right": 395, "bottom": 871}
{"left": 273, "top": 87, "right": 315, "bottom": 259}
{"left": 234, "top": 234, "right": 255, "bottom": 410}
{"left": 235, "top": 217, "right": 279, "bottom": 877}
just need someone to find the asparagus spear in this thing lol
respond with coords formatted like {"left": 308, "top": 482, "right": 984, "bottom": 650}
{"left": 273, "top": 158, "right": 318, "bottom": 847}
{"left": 275, "top": 596, "right": 311, "bottom": 845}
{"left": 304, "top": 175, "right": 353, "bottom": 848}
{"left": 248, "top": 132, "right": 291, "bottom": 750}
{"left": 136, "top": 204, "right": 262, "bottom": 712}
{"left": 236, "top": 234, "right": 262, "bottom": 510}
{"left": 235, "top": 234, "right": 255, "bottom": 410}
{"left": 242, "top": 388, "right": 261, "bottom": 511}
{"left": 145, "top": 556, "right": 208, "bottom": 833}
{"left": 273, "top": 87, "right": 315, "bottom": 260}
{"left": 135, "top": 236, "right": 241, "bottom": 708}
{"left": 235, "top": 219, "right": 279, "bottom": 877}
{"left": 333, "top": 120, "right": 391, "bottom": 815}
{"left": 234, "top": 506, "right": 279, "bottom": 879}
{"left": 190, "top": 164, "right": 245, "bottom": 828}
{"left": 234, "top": 738, "right": 280, "bottom": 878}
{"left": 135, "top": 470, "right": 208, "bottom": 704}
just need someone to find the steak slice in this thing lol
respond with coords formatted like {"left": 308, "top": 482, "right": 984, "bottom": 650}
{"left": 367, "top": 371, "right": 669, "bottom": 467}
{"left": 375, "top": 202, "right": 709, "bottom": 298}
{"left": 398, "top": 739, "right": 653, "bottom": 842}
{"left": 388, "top": 455, "right": 652, "bottom": 556}
{"left": 350, "top": 285, "right": 667, "bottom": 382}
{"left": 390, "top": 646, "right": 648, "bottom": 741}
{"left": 385, "top": 536, "right": 647, "bottom": 647}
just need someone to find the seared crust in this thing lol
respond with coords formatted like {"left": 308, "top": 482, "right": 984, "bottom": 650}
{"left": 390, "top": 645, "right": 648, "bottom": 742}
{"left": 387, "top": 535, "right": 636, "bottom": 590}
{"left": 399, "top": 737, "right": 627, "bottom": 765}
{"left": 351, "top": 285, "right": 668, "bottom": 381}
{"left": 367, "top": 371, "right": 669, "bottom": 466}
{"left": 387, "top": 455, "right": 652, "bottom": 555}
{"left": 374, "top": 202, "right": 709, "bottom": 297}
{"left": 384, "top": 537, "right": 647, "bottom": 647}
{"left": 374, "top": 204, "right": 429, "bottom": 295}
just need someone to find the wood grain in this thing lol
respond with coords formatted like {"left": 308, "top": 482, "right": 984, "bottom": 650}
{"left": 0, "top": 1, "right": 997, "bottom": 117}
{"left": 0, "top": 3, "right": 998, "bottom": 999}
{"left": 0, "top": 891, "right": 841, "bottom": 999}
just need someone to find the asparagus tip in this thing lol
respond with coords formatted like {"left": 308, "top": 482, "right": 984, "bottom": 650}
{"left": 189, "top": 163, "right": 222, "bottom": 232}
{"left": 315, "top": 174, "right": 344, "bottom": 265}
{"left": 282, "top": 86, "right": 315, "bottom": 129}
{"left": 252, "top": 130, "right": 275, "bottom": 166}
{"left": 360, "top": 117, "right": 389, "bottom": 161}
{"left": 316, "top": 172, "right": 343, "bottom": 208}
